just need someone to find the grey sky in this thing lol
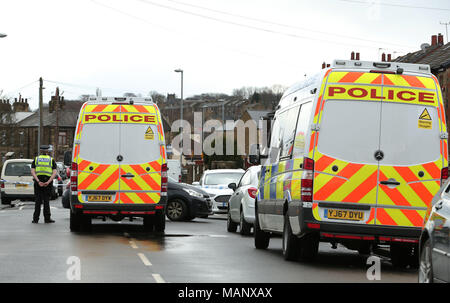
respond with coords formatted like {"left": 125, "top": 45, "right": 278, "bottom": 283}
{"left": 0, "top": 0, "right": 449, "bottom": 109}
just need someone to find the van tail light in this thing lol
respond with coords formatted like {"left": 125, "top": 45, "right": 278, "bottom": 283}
{"left": 247, "top": 187, "right": 257, "bottom": 199}
{"left": 441, "top": 167, "right": 449, "bottom": 185}
{"left": 161, "top": 163, "right": 168, "bottom": 195}
{"left": 0, "top": 181, "right": 4, "bottom": 189}
{"left": 178, "top": 175, "right": 182, "bottom": 183}
{"left": 70, "top": 162, "right": 78, "bottom": 192}
{"left": 301, "top": 157, "right": 314, "bottom": 202}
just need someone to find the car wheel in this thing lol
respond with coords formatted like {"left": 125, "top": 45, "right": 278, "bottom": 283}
{"left": 227, "top": 208, "right": 238, "bottom": 232}
{"left": 418, "top": 239, "right": 433, "bottom": 283}
{"left": 282, "top": 214, "right": 300, "bottom": 261}
{"left": 254, "top": 210, "right": 270, "bottom": 249}
{"left": 239, "top": 210, "right": 252, "bottom": 236}
{"left": 166, "top": 199, "right": 188, "bottom": 221}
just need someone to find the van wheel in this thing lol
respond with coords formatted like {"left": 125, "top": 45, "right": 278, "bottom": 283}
{"left": 154, "top": 211, "right": 166, "bottom": 233}
{"left": 143, "top": 215, "right": 154, "bottom": 232}
{"left": 390, "top": 243, "right": 412, "bottom": 268}
{"left": 166, "top": 199, "right": 187, "bottom": 221}
{"left": 239, "top": 210, "right": 252, "bottom": 236}
{"left": 254, "top": 212, "right": 270, "bottom": 249}
{"left": 282, "top": 214, "right": 300, "bottom": 261}
{"left": 299, "top": 233, "right": 319, "bottom": 260}
{"left": 80, "top": 215, "right": 92, "bottom": 232}
{"left": 1, "top": 197, "right": 11, "bottom": 205}
{"left": 70, "top": 211, "right": 81, "bottom": 232}
{"left": 227, "top": 208, "right": 238, "bottom": 232}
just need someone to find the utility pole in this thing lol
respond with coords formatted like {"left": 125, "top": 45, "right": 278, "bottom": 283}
{"left": 38, "top": 77, "right": 43, "bottom": 155}
{"left": 440, "top": 21, "right": 450, "bottom": 43}
{"left": 54, "top": 87, "right": 60, "bottom": 161}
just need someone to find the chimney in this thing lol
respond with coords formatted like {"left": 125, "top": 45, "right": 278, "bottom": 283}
{"left": 381, "top": 53, "right": 386, "bottom": 62}
{"left": 387, "top": 54, "right": 392, "bottom": 62}
{"left": 322, "top": 62, "right": 326, "bottom": 69}
{"left": 431, "top": 35, "right": 438, "bottom": 46}
{"left": 438, "top": 33, "right": 444, "bottom": 45}
{"left": 351, "top": 51, "right": 355, "bottom": 60}
{"left": 355, "top": 52, "right": 360, "bottom": 60}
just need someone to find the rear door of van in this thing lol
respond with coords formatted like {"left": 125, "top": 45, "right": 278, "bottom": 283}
{"left": 311, "top": 71, "right": 446, "bottom": 228}
{"left": 75, "top": 103, "right": 165, "bottom": 205}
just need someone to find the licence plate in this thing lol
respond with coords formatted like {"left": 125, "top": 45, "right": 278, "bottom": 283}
{"left": 87, "top": 195, "right": 112, "bottom": 202}
{"left": 15, "top": 184, "right": 28, "bottom": 188}
{"left": 325, "top": 209, "right": 364, "bottom": 221}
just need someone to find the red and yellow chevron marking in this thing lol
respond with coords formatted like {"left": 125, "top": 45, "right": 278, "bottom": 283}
{"left": 383, "top": 74, "right": 435, "bottom": 89}
{"left": 119, "top": 161, "right": 162, "bottom": 192}
{"left": 77, "top": 159, "right": 120, "bottom": 191}
{"left": 119, "top": 192, "right": 161, "bottom": 204}
{"left": 328, "top": 71, "right": 383, "bottom": 85}
{"left": 376, "top": 208, "right": 426, "bottom": 227}
{"left": 312, "top": 152, "right": 378, "bottom": 206}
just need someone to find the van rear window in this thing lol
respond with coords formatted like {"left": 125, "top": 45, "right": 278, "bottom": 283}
{"left": 4, "top": 162, "right": 32, "bottom": 176}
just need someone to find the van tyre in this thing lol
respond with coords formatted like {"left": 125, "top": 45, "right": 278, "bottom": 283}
{"left": 254, "top": 212, "right": 270, "bottom": 249}
{"left": 154, "top": 211, "right": 166, "bottom": 233}
{"left": 166, "top": 199, "right": 188, "bottom": 221}
{"left": 227, "top": 208, "right": 238, "bottom": 233}
{"left": 299, "top": 233, "right": 319, "bottom": 260}
{"left": 70, "top": 211, "right": 81, "bottom": 232}
{"left": 239, "top": 210, "right": 252, "bottom": 236}
{"left": 282, "top": 214, "right": 300, "bottom": 261}
{"left": 390, "top": 243, "right": 412, "bottom": 268}
{"left": 143, "top": 215, "right": 154, "bottom": 232}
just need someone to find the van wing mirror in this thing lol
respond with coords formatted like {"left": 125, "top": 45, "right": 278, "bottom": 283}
{"left": 63, "top": 151, "right": 72, "bottom": 166}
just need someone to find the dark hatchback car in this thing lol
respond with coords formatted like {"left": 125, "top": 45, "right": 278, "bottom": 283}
{"left": 62, "top": 177, "right": 213, "bottom": 222}
{"left": 419, "top": 179, "right": 450, "bottom": 283}
{"left": 166, "top": 177, "right": 212, "bottom": 221}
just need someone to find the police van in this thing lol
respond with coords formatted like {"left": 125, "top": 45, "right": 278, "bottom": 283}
{"left": 251, "top": 60, "right": 448, "bottom": 267}
{"left": 65, "top": 97, "right": 168, "bottom": 232}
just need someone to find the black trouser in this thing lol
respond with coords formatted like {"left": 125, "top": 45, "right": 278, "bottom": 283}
{"left": 33, "top": 183, "right": 52, "bottom": 221}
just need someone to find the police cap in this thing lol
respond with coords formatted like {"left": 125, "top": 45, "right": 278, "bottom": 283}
{"left": 39, "top": 145, "right": 50, "bottom": 151}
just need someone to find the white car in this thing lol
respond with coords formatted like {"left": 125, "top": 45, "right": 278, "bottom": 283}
{"left": 0, "top": 159, "right": 34, "bottom": 205}
{"left": 194, "top": 169, "right": 245, "bottom": 214}
{"left": 227, "top": 165, "right": 260, "bottom": 235}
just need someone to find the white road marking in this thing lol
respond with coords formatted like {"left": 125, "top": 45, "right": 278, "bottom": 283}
{"left": 129, "top": 240, "right": 138, "bottom": 249}
{"left": 50, "top": 206, "right": 57, "bottom": 210}
{"left": 208, "top": 235, "right": 228, "bottom": 238}
{"left": 137, "top": 253, "right": 152, "bottom": 266}
{"left": 19, "top": 206, "right": 24, "bottom": 210}
{"left": 152, "top": 274, "right": 166, "bottom": 283}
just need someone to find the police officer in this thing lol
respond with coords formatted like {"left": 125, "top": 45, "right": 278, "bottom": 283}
{"left": 31, "top": 145, "right": 57, "bottom": 223}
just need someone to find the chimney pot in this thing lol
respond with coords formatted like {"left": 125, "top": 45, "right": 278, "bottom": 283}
{"left": 381, "top": 53, "right": 386, "bottom": 62}
{"left": 387, "top": 54, "right": 392, "bottom": 62}
{"left": 432, "top": 35, "right": 438, "bottom": 46}
{"left": 355, "top": 52, "right": 360, "bottom": 60}
{"left": 351, "top": 51, "right": 355, "bottom": 60}
{"left": 438, "top": 33, "right": 444, "bottom": 45}
{"left": 326, "top": 64, "right": 330, "bottom": 67}
{"left": 322, "top": 62, "right": 326, "bottom": 69}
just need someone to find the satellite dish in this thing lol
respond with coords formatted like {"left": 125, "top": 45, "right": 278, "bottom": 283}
{"left": 420, "top": 43, "right": 430, "bottom": 51}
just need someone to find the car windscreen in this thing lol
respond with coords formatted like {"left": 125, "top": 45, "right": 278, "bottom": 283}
{"left": 4, "top": 162, "right": 32, "bottom": 176}
{"left": 204, "top": 173, "right": 244, "bottom": 185}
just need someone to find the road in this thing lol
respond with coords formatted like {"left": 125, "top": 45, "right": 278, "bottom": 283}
{"left": 0, "top": 198, "right": 418, "bottom": 283}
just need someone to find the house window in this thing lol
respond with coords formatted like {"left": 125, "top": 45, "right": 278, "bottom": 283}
{"left": 58, "top": 131, "right": 67, "bottom": 145}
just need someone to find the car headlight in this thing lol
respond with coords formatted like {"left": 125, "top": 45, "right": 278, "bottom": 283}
{"left": 183, "top": 188, "right": 204, "bottom": 198}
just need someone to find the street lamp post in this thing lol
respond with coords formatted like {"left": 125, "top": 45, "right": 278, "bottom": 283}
{"left": 174, "top": 69, "right": 183, "bottom": 166}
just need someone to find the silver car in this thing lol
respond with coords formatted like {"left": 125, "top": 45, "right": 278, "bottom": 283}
{"left": 419, "top": 178, "right": 450, "bottom": 283}
{"left": 227, "top": 165, "right": 260, "bottom": 235}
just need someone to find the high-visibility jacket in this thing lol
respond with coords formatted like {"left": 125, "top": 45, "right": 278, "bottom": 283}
{"left": 35, "top": 155, "right": 54, "bottom": 177}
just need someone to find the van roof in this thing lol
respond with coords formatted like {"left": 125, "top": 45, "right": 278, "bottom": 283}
{"left": 86, "top": 97, "right": 154, "bottom": 105}
{"left": 331, "top": 59, "right": 431, "bottom": 75}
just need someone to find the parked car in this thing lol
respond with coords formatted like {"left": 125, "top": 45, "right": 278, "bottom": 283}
{"left": 56, "top": 162, "right": 67, "bottom": 179}
{"left": 194, "top": 169, "right": 245, "bottom": 214}
{"left": 52, "top": 174, "right": 64, "bottom": 197}
{"left": 227, "top": 165, "right": 261, "bottom": 235}
{"left": 0, "top": 159, "right": 34, "bottom": 205}
{"left": 167, "top": 177, "right": 212, "bottom": 221}
{"left": 419, "top": 179, "right": 450, "bottom": 283}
